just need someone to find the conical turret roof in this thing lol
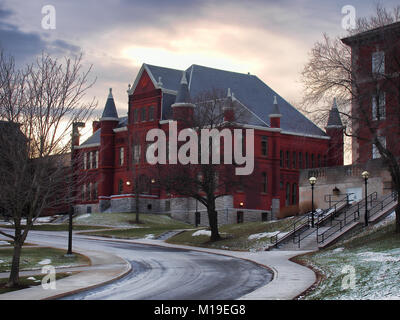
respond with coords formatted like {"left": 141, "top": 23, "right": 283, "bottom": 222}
{"left": 101, "top": 88, "right": 119, "bottom": 120}
{"left": 327, "top": 98, "right": 343, "bottom": 127}
{"left": 174, "top": 71, "right": 191, "bottom": 104}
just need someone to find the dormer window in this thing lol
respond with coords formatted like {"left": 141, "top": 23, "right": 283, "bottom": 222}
{"left": 372, "top": 51, "right": 385, "bottom": 75}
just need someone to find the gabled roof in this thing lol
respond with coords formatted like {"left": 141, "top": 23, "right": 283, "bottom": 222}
{"left": 144, "top": 63, "right": 326, "bottom": 137}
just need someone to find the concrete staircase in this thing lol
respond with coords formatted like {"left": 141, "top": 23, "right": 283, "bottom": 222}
{"left": 270, "top": 191, "right": 398, "bottom": 251}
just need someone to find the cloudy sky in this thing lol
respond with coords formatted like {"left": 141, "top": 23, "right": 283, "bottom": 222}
{"left": 0, "top": 0, "right": 398, "bottom": 139}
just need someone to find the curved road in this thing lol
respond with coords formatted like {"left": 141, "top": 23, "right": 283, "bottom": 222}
{"left": 14, "top": 231, "right": 273, "bottom": 300}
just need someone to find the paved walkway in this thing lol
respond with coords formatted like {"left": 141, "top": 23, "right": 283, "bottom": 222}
{"left": 0, "top": 246, "right": 131, "bottom": 300}
{"left": 0, "top": 235, "right": 316, "bottom": 300}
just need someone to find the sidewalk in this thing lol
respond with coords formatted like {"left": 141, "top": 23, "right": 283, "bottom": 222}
{"left": 0, "top": 247, "right": 131, "bottom": 300}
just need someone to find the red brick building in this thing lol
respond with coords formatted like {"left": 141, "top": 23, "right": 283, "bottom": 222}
{"left": 73, "top": 63, "right": 343, "bottom": 224}
{"left": 341, "top": 21, "right": 400, "bottom": 163}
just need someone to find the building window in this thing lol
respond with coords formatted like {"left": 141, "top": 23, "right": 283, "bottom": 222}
{"left": 94, "top": 151, "right": 99, "bottom": 168}
{"left": 133, "top": 144, "right": 141, "bottom": 163}
{"left": 89, "top": 152, "right": 93, "bottom": 169}
{"left": 323, "top": 155, "right": 327, "bottom": 167}
{"left": 372, "top": 92, "right": 386, "bottom": 120}
{"left": 81, "top": 184, "right": 86, "bottom": 201}
{"left": 280, "top": 150, "right": 283, "bottom": 167}
{"left": 305, "top": 152, "right": 309, "bottom": 168}
{"left": 133, "top": 109, "right": 138, "bottom": 123}
{"left": 299, "top": 152, "right": 303, "bottom": 169}
{"left": 91, "top": 151, "right": 98, "bottom": 169}
{"left": 292, "top": 183, "right": 297, "bottom": 205}
{"left": 118, "top": 179, "right": 123, "bottom": 194}
{"left": 318, "top": 154, "right": 321, "bottom": 167}
{"left": 261, "top": 136, "right": 268, "bottom": 156}
{"left": 86, "top": 183, "right": 91, "bottom": 200}
{"left": 285, "top": 183, "right": 290, "bottom": 206}
{"left": 372, "top": 51, "right": 385, "bottom": 75}
{"left": 119, "top": 147, "right": 124, "bottom": 166}
{"left": 292, "top": 152, "right": 297, "bottom": 169}
{"left": 83, "top": 152, "right": 87, "bottom": 170}
{"left": 286, "top": 151, "right": 290, "bottom": 168}
{"left": 93, "top": 182, "right": 98, "bottom": 199}
{"left": 141, "top": 108, "right": 146, "bottom": 122}
{"left": 262, "top": 172, "right": 267, "bottom": 193}
{"left": 311, "top": 154, "right": 315, "bottom": 168}
{"left": 372, "top": 136, "right": 386, "bottom": 159}
{"left": 149, "top": 106, "right": 155, "bottom": 121}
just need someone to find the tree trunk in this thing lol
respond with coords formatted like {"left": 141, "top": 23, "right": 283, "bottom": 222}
{"left": 7, "top": 241, "right": 22, "bottom": 288}
{"left": 207, "top": 202, "right": 221, "bottom": 241}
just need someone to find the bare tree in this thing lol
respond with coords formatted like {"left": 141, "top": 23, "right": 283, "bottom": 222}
{"left": 0, "top": 51, "right": 96, "bottom": 287}
{"left": 300, "top": 4, "right": 400, "bottom": 233}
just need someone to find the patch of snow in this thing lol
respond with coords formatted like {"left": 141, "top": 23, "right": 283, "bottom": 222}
{"left": 248, "top": 231, "right": 279, "bottom": 240}
{"left": 357, "top": 251, "right": 400, "bottom": 263}
{"left": 38, "top": 259, "right": 51, "bottom": 265}
{"left": 27, "top": 277, "right": 36, "bottom": 281}
{"left": 0, "top": 240, "right": 9, "bottom": 245}
{"left": 192, "top": 230, "right": 211, "bottom": 237}
{"left": 75, "top": 214, "right": 91, "bottom": 220}
{"left": 144, "top": 234, "right": 155, "bottom": 239}
{"left": 0, "top": 259, "right": 4, "bottom": 263}
{"left": 333, "top": 247, "right": 344, "bottom": 253}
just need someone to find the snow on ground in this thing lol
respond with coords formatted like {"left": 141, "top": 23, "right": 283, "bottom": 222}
{"left": 38, "top": 259, "right": 51, "bottom": 265}
{"left": 192, "top": 230, "right": 211, "bottom": 237}
{"left": 144, "top": 234, "right": 155, "bottom": 239}
{"left": 0, "top": 260, "right": 4, "bottom": 263}
{"left": 248, "top": 231, "right": 279, "bottom": 240}
{"left": 0, "top": 240, "right": 9, "bottom": 245}
{"left": 27, "top": 277, "right": 36, "bottom": 281}
{"left": 75, "top": 214, "right": 91, "bottom": 220}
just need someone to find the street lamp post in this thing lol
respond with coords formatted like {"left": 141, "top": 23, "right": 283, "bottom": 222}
{"left": 362, "top": 171, "right": 370, "bottom": 226}
{"left": 67, "top": 121, "right": 85, "bottom": 256}
{"left": 309, "top": 177, "right": 317, "bottom": 228}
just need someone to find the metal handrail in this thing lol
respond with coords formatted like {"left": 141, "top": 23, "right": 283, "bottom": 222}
{"left": 317, "top": 191, "right": 395, "bottom": 244}
{"left": 271, "top": 193, "right": 351, "bottom": 248}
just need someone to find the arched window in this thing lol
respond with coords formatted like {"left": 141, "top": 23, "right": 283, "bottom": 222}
{"left": 286, "top": 151, "right": 290, "bottom": 168}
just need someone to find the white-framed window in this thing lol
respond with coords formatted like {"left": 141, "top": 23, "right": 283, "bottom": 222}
{"left": 83, "top": 152, "right": 87, "bottom": 170}
{"left": 372, "top": 51, "right": 385, "bottom": 74}
{"left": 372, "top": 92, "right": 386, "bottom": 120}
{"left": 89, "top": 152, "right": 93, "bottom": 169}
{"left": 119, "top": 147, "right": 124, "bottom": 166}
{"left": 372, "top": 136, "right": 386, "bottom": 159}
{"left": 94, "top": 150, "right": 99, "bottom": 168}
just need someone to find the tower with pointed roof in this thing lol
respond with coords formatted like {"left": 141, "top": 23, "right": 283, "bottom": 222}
{"left": 326, "top": 98, "right": 344, "bottom": 166}
{"left": 99, "top": 88, "right": 119, "bottom": 211}
{"left": 172, "top": 71, "right": 195, "bottom": 125}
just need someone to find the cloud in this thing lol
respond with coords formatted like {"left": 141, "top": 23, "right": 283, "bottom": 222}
{"left": 0, "top": 4, "right": 80, "bottom": 65}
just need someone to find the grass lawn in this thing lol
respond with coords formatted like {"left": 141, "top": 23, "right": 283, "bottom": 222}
{"left": 79, "top": 214, "right": 193, "bottom": 239}
{"left": 0, "top": 247, "right": 90, "bottom": 273}
{"left": 0, "top": 272, "right": 75, "bottom": 294}
{"left": 294, "top": 214, "right": 400, "bottom": 300}
{"left": 166, "top": 217, "right": 296, "bottom": 251}
{"left": 0, "top": 224, "right": 109, "bottom": 231}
